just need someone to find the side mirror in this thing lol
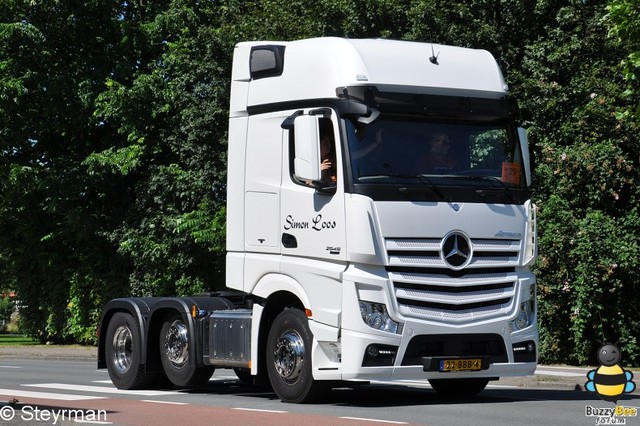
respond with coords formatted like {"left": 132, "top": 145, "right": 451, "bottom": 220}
{"left": 293, "top": 115, "right": 321, "bottom": 182}
{"left": 518, "top": 127, "right": 532, "bottom": 187}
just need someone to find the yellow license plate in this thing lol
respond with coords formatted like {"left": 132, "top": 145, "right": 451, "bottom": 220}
{"left": 439, "top": 358, "right": 482, "bottom": 372}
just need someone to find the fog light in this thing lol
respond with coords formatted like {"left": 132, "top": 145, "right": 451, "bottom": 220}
{"left": 359, "top": 301, "right": 402, "bottom": 334}
{"left": 510, "top": 300, "right": 534, "bottom": 332}
{"left": 513, "top": 340, "right": 536, "bottom": 362}
{"left": 362, "top": 344, "right": 398, "bottom": 366}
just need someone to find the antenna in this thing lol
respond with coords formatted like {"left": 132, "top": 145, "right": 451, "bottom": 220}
{"left": 429, "top": 44, "right": 440, "bottom": 65}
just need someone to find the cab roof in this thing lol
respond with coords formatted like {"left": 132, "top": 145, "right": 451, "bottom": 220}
{"left": 230, "top": 37, "right": 508, "bottom": 116}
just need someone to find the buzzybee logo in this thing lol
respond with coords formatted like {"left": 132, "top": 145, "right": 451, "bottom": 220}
{"left": 585, "top": 343, "right": 636, "bottom": 403}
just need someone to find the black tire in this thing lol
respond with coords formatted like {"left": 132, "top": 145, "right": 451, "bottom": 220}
{"left": 428, "top": 378, "right": 489, "bottom": 397}
{"left": 234, "top": 367, "right": 253, "bottom": 384}
{"left": 159, "top": 313, "right": 214, "bottom": 388}
{"left": 266, "top": 309, "right": 329, "bottom": 403}
{"left": 105, "top": 312, "right": 157, "bottom": 389}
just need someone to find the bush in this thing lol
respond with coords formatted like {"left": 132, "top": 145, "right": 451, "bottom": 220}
{"left": 0, "top": 296, "right": 15, "bottom": 331}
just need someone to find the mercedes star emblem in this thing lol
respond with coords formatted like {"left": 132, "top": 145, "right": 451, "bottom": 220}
{"left": 441, "top": 232, "right": 472, "bottom": 269}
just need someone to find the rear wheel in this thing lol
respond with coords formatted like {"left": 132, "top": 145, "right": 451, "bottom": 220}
{"left": 428, "top": 378, "right": 489, "bottom": 397}
{"left": 266, "top": 308, "right": 329, "bottom": 403}
{"left": 159, "top": 314, "right": 214, "bottom": 387}
{"left": 105, "top": 312, "right": 157, "bottom": 389}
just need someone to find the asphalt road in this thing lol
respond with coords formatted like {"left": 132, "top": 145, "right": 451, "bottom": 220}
{"left": 0, "top": 347, "right": 639, "bottom": 425}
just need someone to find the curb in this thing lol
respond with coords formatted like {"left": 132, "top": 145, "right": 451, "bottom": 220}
{"left": 0, "top": 345, "right": 97, "bottom": 361}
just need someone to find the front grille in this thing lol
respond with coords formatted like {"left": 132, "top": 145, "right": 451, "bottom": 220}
{"left": 401, "top": 333, "right": 508, "bottom": 365}
{"left": 386, "top": 237, "right": 521, "bottom": 323}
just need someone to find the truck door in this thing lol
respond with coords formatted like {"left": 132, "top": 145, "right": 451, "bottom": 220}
{"left": 280, "top": 110, "right": 347, "bottom": 263}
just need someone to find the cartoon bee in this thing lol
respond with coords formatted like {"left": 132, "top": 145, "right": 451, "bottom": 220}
{"left": 585, "top": 343, "right": 636, "bottom": 403}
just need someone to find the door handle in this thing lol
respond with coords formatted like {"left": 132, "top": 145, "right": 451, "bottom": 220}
{"left": 281, "top": 233, "right": 297, "bottom": 249}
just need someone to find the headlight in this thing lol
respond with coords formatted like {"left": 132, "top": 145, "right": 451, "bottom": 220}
{"left": 359, "top": 301, "right": 402, "bottom": 334}
{"left": 510, "top": 299, "right": 535, "bottom": 332}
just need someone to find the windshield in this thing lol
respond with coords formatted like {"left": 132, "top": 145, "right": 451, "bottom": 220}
{"left": 345, "top": 117, "right": 528, "bottom": 202}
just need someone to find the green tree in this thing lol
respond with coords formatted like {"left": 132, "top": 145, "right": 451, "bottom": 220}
{"left": 1, "top": 0, "right": 639, "bottom": 366}
{"left": 0, "top": 0, "right": 138, "bottom": 342}
{"left": 0, "top": 296, "right": 13, "bottom": 328}
{"left": 606, "top": 0, "right": 640, "bottom": 130}
{"left": 520, "top": 1, "right": 640, "bottom": 365}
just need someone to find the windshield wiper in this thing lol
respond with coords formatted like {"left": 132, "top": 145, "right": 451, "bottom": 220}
{"left": 413, "top": 174, "right": 447, "bottom": 200}
{"left": 372, "top": 173, "right": 447, "bottom": 200}
{"left": 356, "top": 173, "right": 447, "bottom": 199}
{"left": 451, "top": 175, "right": 516, "bottom": 202}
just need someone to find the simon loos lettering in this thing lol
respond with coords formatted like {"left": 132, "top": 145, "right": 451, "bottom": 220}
{"left": 284, "top": 214, "right": 336, "bottom": 232}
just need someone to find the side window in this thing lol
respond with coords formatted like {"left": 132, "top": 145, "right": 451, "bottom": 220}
{"left": 288, "top": 116, "right": 337, "bottom": 188}
{"left": 318, "top": 118, "right": 337, "bottom": 184}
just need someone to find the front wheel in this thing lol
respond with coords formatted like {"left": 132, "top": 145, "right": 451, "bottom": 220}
{"left": 266, "top": 309, "right": 329, "bottom": 403}
{"left": 428, "top": 378, "right": 489, "bottom": 397}
{"left": 159, "top": 314, "right": 214, "bottom": 388}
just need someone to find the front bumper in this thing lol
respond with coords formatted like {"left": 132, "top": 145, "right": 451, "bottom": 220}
{"left": 336, "top": 318, "right": 538, "bottom": 381}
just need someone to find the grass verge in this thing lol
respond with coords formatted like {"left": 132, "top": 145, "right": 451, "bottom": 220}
{"left": 0, "top": 334, "right": 38, "bottom": 346}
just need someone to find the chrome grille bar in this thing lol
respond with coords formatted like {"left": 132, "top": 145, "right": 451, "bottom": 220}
{"left": 385, "top": 237, "right": 522, "bottom": 323}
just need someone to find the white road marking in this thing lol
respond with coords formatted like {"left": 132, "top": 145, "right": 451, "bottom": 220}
{"left": 0, "top": 366, "right": 22, "bottom": 369}
{"left": 232, "top": 407, "right": 288, "bottom": 414}
{"left": 369, "top": 379, "right": 519, "bottom": 389}
{"left": 0, "top": 388, "right": 105, "bottom": 401}
{"left": 340, "top": 417, "right": 408, "bottom": 424}
{"left": 141, "top": 400, "right": 189, "bottom": 405}
{"left": 369, "top": 380, "right": 431, "bottom": 388}
{"left": 23, "top": 383, "right": 180, "bottom": 396}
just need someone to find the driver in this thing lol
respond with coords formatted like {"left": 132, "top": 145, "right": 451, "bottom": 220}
{"left": 423, "top": 132, "right": 457, "bottom": 172}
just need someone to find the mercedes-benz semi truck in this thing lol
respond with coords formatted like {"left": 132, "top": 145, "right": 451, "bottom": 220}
{"left": 98, "top": 37, "right": 538, "bottom": 403}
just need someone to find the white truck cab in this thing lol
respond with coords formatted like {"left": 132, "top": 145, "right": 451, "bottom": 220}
{"left": 99, "top": 37, "right": 537, "bottom": 403}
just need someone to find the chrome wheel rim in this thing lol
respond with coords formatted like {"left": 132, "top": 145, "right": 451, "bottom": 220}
{"left": 112, "top": 325, "right": 133, "bottom": 374}
{"left": 273, "top": 329, "right": 305, "bottom": 383}
{"left": 164, "top": 319, "right": 189, "bottom": 368}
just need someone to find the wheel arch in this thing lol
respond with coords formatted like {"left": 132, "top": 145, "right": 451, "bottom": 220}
{"left": 100, "top": 296, "right": 232, "bottom": 372}
{"left": 146, "top": 298, "right": 209, "bottom": 373}
{"left": 256, "top": 287, "right": 309, "bottom": 379}
{"left": 147, "top": 305, "right": 191, "bottom": 374}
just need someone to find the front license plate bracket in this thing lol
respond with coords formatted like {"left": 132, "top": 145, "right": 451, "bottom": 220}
{"left": 422, "top": 356, "right": 491, "bottom": 372}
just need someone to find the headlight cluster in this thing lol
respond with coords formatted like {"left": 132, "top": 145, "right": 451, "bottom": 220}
{"left": 510, "top": 299, "right": 535, "bottom": 332}
{"left": 359, "top": 301, "right": 401, "bottom": 334}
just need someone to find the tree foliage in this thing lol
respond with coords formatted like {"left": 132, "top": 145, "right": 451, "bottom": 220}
{"left": 606, "top": 0, "right": 640, "bottom": 125}
{"left": 1, "top": 0, "right": 639, "bottom": 365}
{"left": 518, "top": 1, "right": 640, "bottom": 365}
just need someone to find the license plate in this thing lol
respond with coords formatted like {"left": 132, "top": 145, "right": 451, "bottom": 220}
{"left": 439, "top": 358, "right": 482, "bottom": 372}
